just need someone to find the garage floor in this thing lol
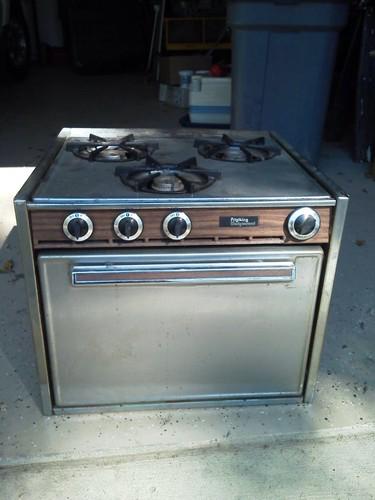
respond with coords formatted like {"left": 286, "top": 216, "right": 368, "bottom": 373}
{"left": 0, "top": 67, "right": 374, "bottom": 499}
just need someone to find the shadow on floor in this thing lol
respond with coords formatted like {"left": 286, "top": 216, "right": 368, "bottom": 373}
{"left": 0, "top": 227, "right": 42, "bottom": 411}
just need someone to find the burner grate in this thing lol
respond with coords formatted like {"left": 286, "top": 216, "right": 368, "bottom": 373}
{"left": 66, "top": 134, "right": 158, "bottom": 162}
{"left": 195, "top": 134, "right": 281, "bottom": 163}
{"left": 115, "top": 156, "right": 222, "bottom": 194}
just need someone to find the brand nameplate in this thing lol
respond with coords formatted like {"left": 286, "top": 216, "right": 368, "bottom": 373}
{"left": 219, "top": 216, "right": 259, "bottom": 228}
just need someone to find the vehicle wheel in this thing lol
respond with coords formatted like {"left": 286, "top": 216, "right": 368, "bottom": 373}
{"left": 4, "top": 15, "right": 30, "bottom": 79}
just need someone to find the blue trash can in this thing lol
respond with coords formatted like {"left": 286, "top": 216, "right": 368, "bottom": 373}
{"left": 227, "top": 0, "right": 349, "bottom": 163}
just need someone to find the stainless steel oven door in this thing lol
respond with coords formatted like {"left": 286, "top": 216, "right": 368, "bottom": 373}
{"left": 38, "top": 246, "right": 323, "bottom": 408}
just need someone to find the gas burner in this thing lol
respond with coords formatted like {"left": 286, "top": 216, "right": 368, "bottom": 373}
{"left": 115, "top": 156, "right": 221, "bottom": 194}
{"left": 66, "top": 134, "right": 158, "bottom": 162}
{"left": 195, "top": 134, "right": 281, "bottom": 163}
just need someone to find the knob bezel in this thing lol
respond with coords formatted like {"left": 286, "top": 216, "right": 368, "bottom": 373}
{"left": 288, "top": 207, "right": 320, "bottom": 241}
{"left": 63, "top": 213, "right": 94, "bottom": 242}
{"left": 114, "top": 212, "right": 143, "bottom": 241}
{"left": 163, "top": 212, "right": 192, "bottom": 241}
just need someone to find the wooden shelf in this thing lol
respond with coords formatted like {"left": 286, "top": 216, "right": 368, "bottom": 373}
{"left": 164, "top": 17, "right": 231, "bottom": 52}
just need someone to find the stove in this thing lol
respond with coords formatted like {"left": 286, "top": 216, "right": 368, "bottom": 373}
{"left": 14, "top": 128, "right": 348, "bottom": 415}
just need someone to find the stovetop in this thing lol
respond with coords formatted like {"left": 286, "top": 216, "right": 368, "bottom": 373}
{"left": 32, "top": 129, "right": 334, "bottom": 207}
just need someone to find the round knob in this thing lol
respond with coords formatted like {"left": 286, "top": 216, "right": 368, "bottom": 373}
{"left": 288, "top": 208, "right": 320, "bottom": 241}
{"left": 63, "top": 213, "right": 93, "bottom": 242}
{"left": 168, "top": 217, "right": 187, "bottom": 237}
{"left": 114, "top": 212, "right": 143, "bottom": 241}
{"left": 163, "top": 212, "right": 192, "bottom": 241}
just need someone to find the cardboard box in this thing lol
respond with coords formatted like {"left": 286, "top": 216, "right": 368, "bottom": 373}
{"left": 158, "top": 55, "right": 211, "bottom": 85}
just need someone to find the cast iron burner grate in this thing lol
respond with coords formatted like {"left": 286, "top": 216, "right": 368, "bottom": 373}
{"left": 194, "top": 134, "right": 281, "bottom": 162}
{"left": 115, "top": 156, "right": 222, "bottom": 194}
{"left": 66, "top": 134, "right": 158, "bottom": 162}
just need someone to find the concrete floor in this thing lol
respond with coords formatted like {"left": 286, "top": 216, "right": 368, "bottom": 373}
{"left": 0, "top": 67, "right": 375, "bottom": 499}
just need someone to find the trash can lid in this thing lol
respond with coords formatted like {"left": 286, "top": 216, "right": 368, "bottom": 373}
{"left": 227, "top": 0, "right": 349, "bottom": 30}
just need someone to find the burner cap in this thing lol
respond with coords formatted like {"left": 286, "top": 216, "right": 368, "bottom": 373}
{"left": 194, "top": 134, "right": 281, "bottom": 163}
{"left": 152, "top": 174, "right": 185, "bottom": 193}
{"left": 214, "top": 145, "right": 248, "bottom": 162}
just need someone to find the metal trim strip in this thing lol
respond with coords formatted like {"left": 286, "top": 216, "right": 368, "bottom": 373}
{"left": 28, "top": 198, "right": 336, "bottom": 210}
{"left": 303, "top": 195, "right": 349, "bottom": 402}
{"left": 52, "top": 396, "right": 302, "bottom": 415}
{"left": 13, "top": 200, "right": 54, "bottom": 415}
{"left": 13, "top": 132, "right": 69, "bottom": 416}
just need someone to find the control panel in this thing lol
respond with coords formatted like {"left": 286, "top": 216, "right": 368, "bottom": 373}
{"left": 30, "top": 207, "right": 331, "bottom": 249}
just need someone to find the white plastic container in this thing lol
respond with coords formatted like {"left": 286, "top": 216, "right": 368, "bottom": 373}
{"left": 159, "top": 83, "right": 189, "bottom": 108}
{"left": 189, "top": 76, "right": 231, "bottom": 125}
{"left": 179, "top": 70, "right": 193, "bottom": 88}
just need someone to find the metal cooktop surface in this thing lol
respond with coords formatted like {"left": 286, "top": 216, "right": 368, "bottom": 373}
{"left": 32, "top": 129, "right": 333, "bottom": 206}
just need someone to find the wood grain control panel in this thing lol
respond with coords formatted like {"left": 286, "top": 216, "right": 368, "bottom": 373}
{"left": 30, "top": 207, "right": 331, "bottom": 249}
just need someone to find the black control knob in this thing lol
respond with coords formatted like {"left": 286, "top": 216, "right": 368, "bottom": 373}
{"left": 163, "top": 212, "right": 192, "bottom": 241}
{"left": 114, "top": 212, "right": 143, "bottom": 241}
{"left": 118, "top": 217, "right": 139, "bottom": 238}
{"left": 67, "top": 218, "right": 88, "bottom": 240}
{"left": 168, "top": 217, "right": 187, "bottom": 238}
{"left": 294, "top": 214, "right": 317, "bottom": 236}
{"left": 63, "top": 213, "right": 93, "bottom": 242}
{"left": 288, "top": 208, "right": 320, "bottom": 241}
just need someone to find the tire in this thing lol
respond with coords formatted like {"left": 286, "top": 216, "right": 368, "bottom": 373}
{"left": 3, "top": 14, "right": 30, "bottom": 79}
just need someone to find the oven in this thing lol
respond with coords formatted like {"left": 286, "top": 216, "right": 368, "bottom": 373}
{"left": 37, "top": 246, "right": 322, "bottom": 408}
{"left": 14, "top": 128, "right": 348, "bottom": 414}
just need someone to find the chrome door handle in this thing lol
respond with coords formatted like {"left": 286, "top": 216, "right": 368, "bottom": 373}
{"left": 71, "top": 261, "right": 296, "bottom": 286}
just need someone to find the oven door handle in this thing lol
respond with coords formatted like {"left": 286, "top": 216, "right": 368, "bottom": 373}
{"left": 71, "top": 261, "right": 296, "bottom": 286}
